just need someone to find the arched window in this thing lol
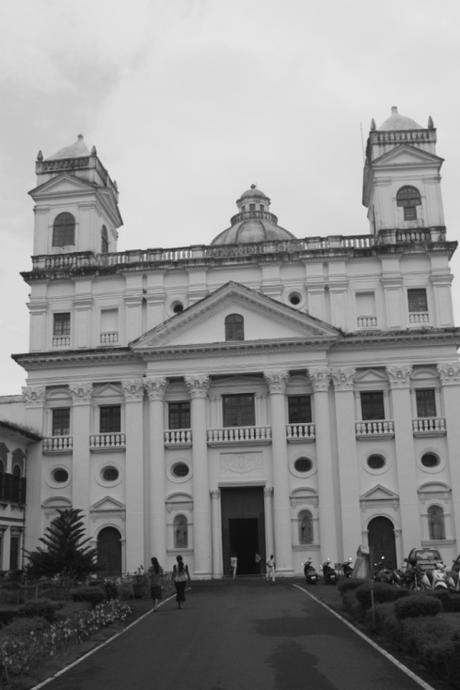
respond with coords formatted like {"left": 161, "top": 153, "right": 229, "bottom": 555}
{"left": 174, "top": 514, "right": 188, "bottom": 548}
{"left": 428, "top": 505, "right": 446, "bottom": 540}
{"left": 298, "top": 510, "right": 313, "bottom": 544}
{"left": 225, "top": 313, "right": 244, "bottom": 341}
{"left": 52, "top": 212, "right": 75, "bottom": 247}
{"left": 0, "top": 443, "right": 7, "bottom": 473}
{"left": 12, "top": 449, "right": 25, "bottom": 476}
{"left": 101, "top": 225, "right": 109, "bottom": 253}
{"left": 396, "top": 186, "right": 421, "bottom": 221}
{"left": 12, "top": 465, "right": 21, "bottom": 478}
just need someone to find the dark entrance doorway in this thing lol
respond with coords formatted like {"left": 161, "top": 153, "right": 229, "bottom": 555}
{"left": 97, "top": 527, "right": 122, "bottom": 576}
{"left": 221, "top": 487, "right": 265, "bottom": 575}
{"left": 368, "top": 516, "right": 397, "bottom": 570}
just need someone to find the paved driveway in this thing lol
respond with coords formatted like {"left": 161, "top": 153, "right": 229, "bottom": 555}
{"left": 38, "top": 580, "right": 436, "bottom": 690}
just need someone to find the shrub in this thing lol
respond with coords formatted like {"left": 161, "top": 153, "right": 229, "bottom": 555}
{"left": 0, "top": 616, "right": 50, "bottom": 638}
{"left": 354, "top": 582, "right": 400, "bottom": 610}
{"left": 0, "top": 609, "right": 17, "bottom": 626}
{"left": 70, "top": 586, "right": 105, "bottom": 607}
{"left": 341, "top": 590, "right": 363, "bottom": 620}
{"left": 337, "top": 578, "right": 365, "bottom": 595}
{"left": 395, "top": 594, "right": 442, "bottom": 619}
{"left": 433, "top": 592, "right": 460, "bottom": 612}
{"left": 104, "top": 579, "right": 119, "bottom": 600}
{"left": 18, "top": 598, "right": 62, "bottom": 622}
{"left": 365, "top": 602, "right": 395, "bottom": 632}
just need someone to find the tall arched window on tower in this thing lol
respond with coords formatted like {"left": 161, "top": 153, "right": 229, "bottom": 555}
{"left": 225, "top": 313, "right": 244, "bottom": 341}
{"left": 52, "top": 212, "right": 75, "bottom": 247}
{"left": 428, "top": 505, "right": 446, "bottom": 540}
{"left": 101, "top": 225, "right": 109, "bottom": 253}
{"left": 396, "top": 186, "right": 421, "bottom": 221}
{"left": 298, "top": 510, "right": 313, "bottom": 544}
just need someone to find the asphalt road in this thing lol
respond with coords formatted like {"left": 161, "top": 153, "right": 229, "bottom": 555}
{"left": 38, "top": 580, "right": 435, "bottom": 690}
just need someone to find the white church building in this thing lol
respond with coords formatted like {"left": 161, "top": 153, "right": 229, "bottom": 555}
{"left": 2, "top": 106, "right": 460, "bottom": 578}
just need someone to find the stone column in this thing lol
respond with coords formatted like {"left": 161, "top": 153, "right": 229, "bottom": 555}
{"left": 122, "top": 379, "right": 145, "bottom": 572}
{"left": 69, "top": 382, "right": 93, "bottom": 534}
{"left": 331, "top": 367, "right": 361, "bottom": 560}
{"left": 145, "top": 376, "right": 167, "bottom": 567}
{"left": 264, "top": 371, "right": 293, "bottom": 574}
{"left": 22, "top": 385, "right": 46, "bottom": 552}
{"left": 263, "top": 486, "right": 274, "bottom": 559}
{"left": 309, "top": 367, "right": 338, "bottom": 561}
{"left": 185, "top": 375, "right": 212, "bottom": 578}
{"left": 438, "top": 363, "right": 460, "bottom": 547}
{"left": 387, "top": 365, "right": 420, "bottom": 555}
{"left": 211, "top": 489, "right": 222, "bottom": 577}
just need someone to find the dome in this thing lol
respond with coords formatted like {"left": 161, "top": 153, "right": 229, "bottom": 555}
{"left": 45, "top": 134, "right": 90, "bottom": 161}
{"left": 378, "top": 106, "right": 422, "bottom": 131}
{"left": 211, "top": 184, "right": 296, "bottom": 245}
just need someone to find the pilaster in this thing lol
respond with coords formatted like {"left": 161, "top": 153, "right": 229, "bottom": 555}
{"left": 22, "top": 385, "right": 46, "bottom": 551}
{"left": 69, "top": 382, "right": 93, "bottom": 533}
{"left": 263, "top": 486, "right": 274, "bottom": 559}
{"left": 264, "top": 370, "right": 293, "bottom": 574}
{"left": 210, "top": 489, "right": 222, "bottom": 577}
{"left": 438, "top": 363, "right": 460, "bottom": 548}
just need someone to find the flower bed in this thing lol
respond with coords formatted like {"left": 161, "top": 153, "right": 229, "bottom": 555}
{"left": 0, "top": 599, "right": 133, "bottom": 681}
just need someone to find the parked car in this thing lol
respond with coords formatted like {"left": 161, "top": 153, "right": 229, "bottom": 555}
{"left": 406, "top": 547, "right": 443, "bottom": 572}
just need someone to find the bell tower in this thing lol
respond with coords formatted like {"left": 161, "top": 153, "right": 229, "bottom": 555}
{"left": 29, "top": 135, "right": 123, "bottom": 256}
{"left": 362, "top": 107, "right": 446, "bottom": 238}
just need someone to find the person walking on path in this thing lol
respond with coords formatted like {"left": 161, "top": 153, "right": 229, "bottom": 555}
{"left": 148, "top": 557, "right": 163, "bottom": 612}
{"left": 230, "top": 554, "right": 238, "bottom": 580}
{"left": 172, "top": 554, "right": 191, "bottom": 609}
{"left": 265, "top": 554, "right": 276, "bottom": 583}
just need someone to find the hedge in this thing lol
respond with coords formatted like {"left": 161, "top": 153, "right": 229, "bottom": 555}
{"left": 70, "top": 586, "right": 105, "bottom": 607}
{"left": 337, "top": 578, "right": 366, "bottom": 595}
{"left": 354, "top": 582, "right": 404, "bottom": 610}
{"left": 394, "top": 594, "right": 442, "bottom": 619}
{"left": 18, "top": 599, "right": 62, "bottom": 622}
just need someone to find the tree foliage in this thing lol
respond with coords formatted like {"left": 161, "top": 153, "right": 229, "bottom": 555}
{"left": 26, "top": 508, "right": 97, "bottom": 579}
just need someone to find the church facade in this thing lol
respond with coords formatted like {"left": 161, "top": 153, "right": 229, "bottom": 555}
{"left": 3, "top": 107, "right": 460, "bottom": 577}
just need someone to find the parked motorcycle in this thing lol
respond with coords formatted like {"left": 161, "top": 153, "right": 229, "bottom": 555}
{"left": 304, "top": 559, "right": 319, "bottom": 584}
{"left": 322, "top": 559, "right": 338, "bottom": 585}
{"left": 447, "top": 557, "right": 460, "bottom": 592}
{"left": 373, "top": 556, "right": 400, "bottom": 585}
{"left": 342, "top": 558, "right": 353, "bottom": 578}
{"left": 424, "top": 562, "right": 449, "bottom": 591}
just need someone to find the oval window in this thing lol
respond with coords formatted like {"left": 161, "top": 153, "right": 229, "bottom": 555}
{"left": 294, "top": 457, "right": 312, "bottom": 473}
{"left": 367, "top": 454, "right": 385, "bottom": 470}
{"left": 101, "top": 466, "right": 119, "bottom": 482}
{"left": 421, "top": 453, "right": 440, "bottom": 468}
{"left": 289, "top": 292, "right": 302, "bottom": 306}
{"left": 52, "top": 468, "right": 69, "bottom": 483}
{"left": 172, "top": 462, "right": 189, "bottom": 478}
{"left": 172, "top": 302, "right": 184, "bottom": 314}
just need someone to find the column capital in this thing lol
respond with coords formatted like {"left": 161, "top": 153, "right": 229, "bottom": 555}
{"left": 308, "top": 367, "right": 331, "bottom": 392}
{"left": 69, "top": 382, "right": 93, "bottom": 405}
{"left": 264, "top": 371, "right": 288, "bottom": 394}
{"left": 210, "top": 489, "right": 221, "bottom": 500}
{"left": 264, "top": 486, "right": 274, "bottom": 498}
{"left": 122, "top": 378, "right": 145, "bottom": 402}
{"left": 331, "top": 367, "right": 355, "bottom": 391}
{"left": 438, "top": 363, "right": 460, "bottom": 386}
{"left": 144, "top": 376, "right": 167, "bottom": 401}
{"left": 185, "top": 374, "right": 209, "bottom": 398}
{"left": 22, "top": 385, "right": 46, "bottom": 407}
{"left": 387, "top": 365, "right": 412, "bottom": 388}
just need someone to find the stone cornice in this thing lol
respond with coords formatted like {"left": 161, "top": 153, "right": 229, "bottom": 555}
{"left": 12, "top": 347, "right": 138, "bottom": 370}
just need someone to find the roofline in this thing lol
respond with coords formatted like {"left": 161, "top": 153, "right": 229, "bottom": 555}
{"left": 0, "top": 419, "right": 42, "bottom": 442}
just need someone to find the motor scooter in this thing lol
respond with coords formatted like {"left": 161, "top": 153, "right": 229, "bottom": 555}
{"left": 322, "top": 559, "right": 338, "bottom": 585}
{"left": 304, "top": 559, "right": 318, "bottom": 584}
{"left": 425, "top": 563, "right": 449, "bottom": 591}
{"left": 342, "top": 558, "right": 353, "bottom": 578}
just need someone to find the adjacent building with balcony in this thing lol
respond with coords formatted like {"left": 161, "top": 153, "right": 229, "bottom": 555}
{"left": 3, "top": 108, "right": 460, "bottom": 577}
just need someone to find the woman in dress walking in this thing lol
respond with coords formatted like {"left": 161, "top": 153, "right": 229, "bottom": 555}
{"left": 172, "top": 554, "right": 191, "bottom": 609}
{"left": 148, "top": 557, "right": 163, "bottom": 611}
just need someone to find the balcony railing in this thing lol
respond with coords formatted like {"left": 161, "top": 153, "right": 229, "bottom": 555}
{"left": 409, "top": 312, "right": 429, "bottom": 325}
{"left": 207, "top": 426, "right": 272, "bottom": 445}
{"left": 164, "top": 429, "right": 192, "bottom": 447}
{"left": 52, "top": 335, "right": 71, "bottom": 348}
{"left": 0, "top": 473, "right": 26, "bottom": 505}
{"left": 355, "top": 420, "right": 395, "bottom": 439}
{"left": 89, "top": 433, "right": 126, "bottom": 450}
{"left": 357, "top": 316, "right": 377, "bottom": 329}
{"left": 43, "top": 436, "right": 73, "bottom": 453}
{"left": 412, "top": 417, "right": 446, "bottom": 436}
{"left": 100, "top": 331, "right": 119, "bottom": 345}
{"left": 286, "top": 423, "right": 315, "bottom": 442}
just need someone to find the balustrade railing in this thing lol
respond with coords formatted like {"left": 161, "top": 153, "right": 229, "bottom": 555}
{"left": 409, "top": 312, "right": 430, "bottom": 324}
{"left": 52, "top": 335, "right": 71, "bottom": 348}
{"left": 355, "top": 420, "right": 395, "bottom": 437}
{"left": 207, "top": 426, "right": 272, "bottom": 444}
{"left": 164, "top": 429, "right": 192, "bottom": 446}
{"left": 100, "top": 331, "right": 119, "bottom": 345}
{"left": 357, "top": 316, "right": 377, "bottom": 329}
{"left": 89, "top": 433, "right": 126, "bottom": 450}
{"left": 43, "top": 436, "right": 73, "bottom": 452}
{"left": 286, "top": 423, "right": 315, "bottom": 441}
{"left": 412, "top": 417, "right": 446, "bottom": 435}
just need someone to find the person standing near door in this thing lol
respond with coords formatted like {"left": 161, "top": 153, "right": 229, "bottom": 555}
{"left": 172, "top": 554, "right": 191, "bottom": 609}
{"left": 230, "top": 554, "right": 238, "bottom": 580}
{"left": 265, "top": 554, "right": 276, "bottom": 583}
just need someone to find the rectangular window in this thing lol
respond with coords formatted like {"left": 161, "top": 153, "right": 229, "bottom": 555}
{"left": 168, "top": 401, "right": 191, "bottom": 429}
{"left": 52, "top": 408, "right": 70, "bottom": 436}
{"left": 223, "top": 394, "right": 255, "bottom": 427}
{"left": 360, "top": 391, "right": 385, "bottom": 420}
{"left": 416, "top": 389, "right": 436, "bottom": 417}
{"left": 403, "top": 205, "right": 417, "bottom": 221}
{"left": 407, "top": 288, "right": 428, "bottom": 313}
{"left": 53, "top": 313, "right": 71, "bottom": 336}
{"left": 9, "top": 535, "right": 20, "bottom": 570}
{"left": 100, "top": 405, "right": 121, "bottom": 433}
{"left": 288, "top": 395, "right": 312, "bottom": 423}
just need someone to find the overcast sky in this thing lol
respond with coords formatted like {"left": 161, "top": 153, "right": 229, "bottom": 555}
{"left": 1, "top": 0, "right": 460, "bottom": 395}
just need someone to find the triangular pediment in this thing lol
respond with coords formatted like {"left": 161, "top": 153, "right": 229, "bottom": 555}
{"left": 360, "top": 484, "right": 399, "bottom": 502}
{"left": 131, "top": 282, "right": 340, "bottom": 350}
{"left": 90, "top": 496, "right": 125, "bottom": 513}
{"left": 373, "top": 144, "right": 443, "bottom": 168}
{"left": 29, "top": 173, "right": 96, "bottom": 199}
